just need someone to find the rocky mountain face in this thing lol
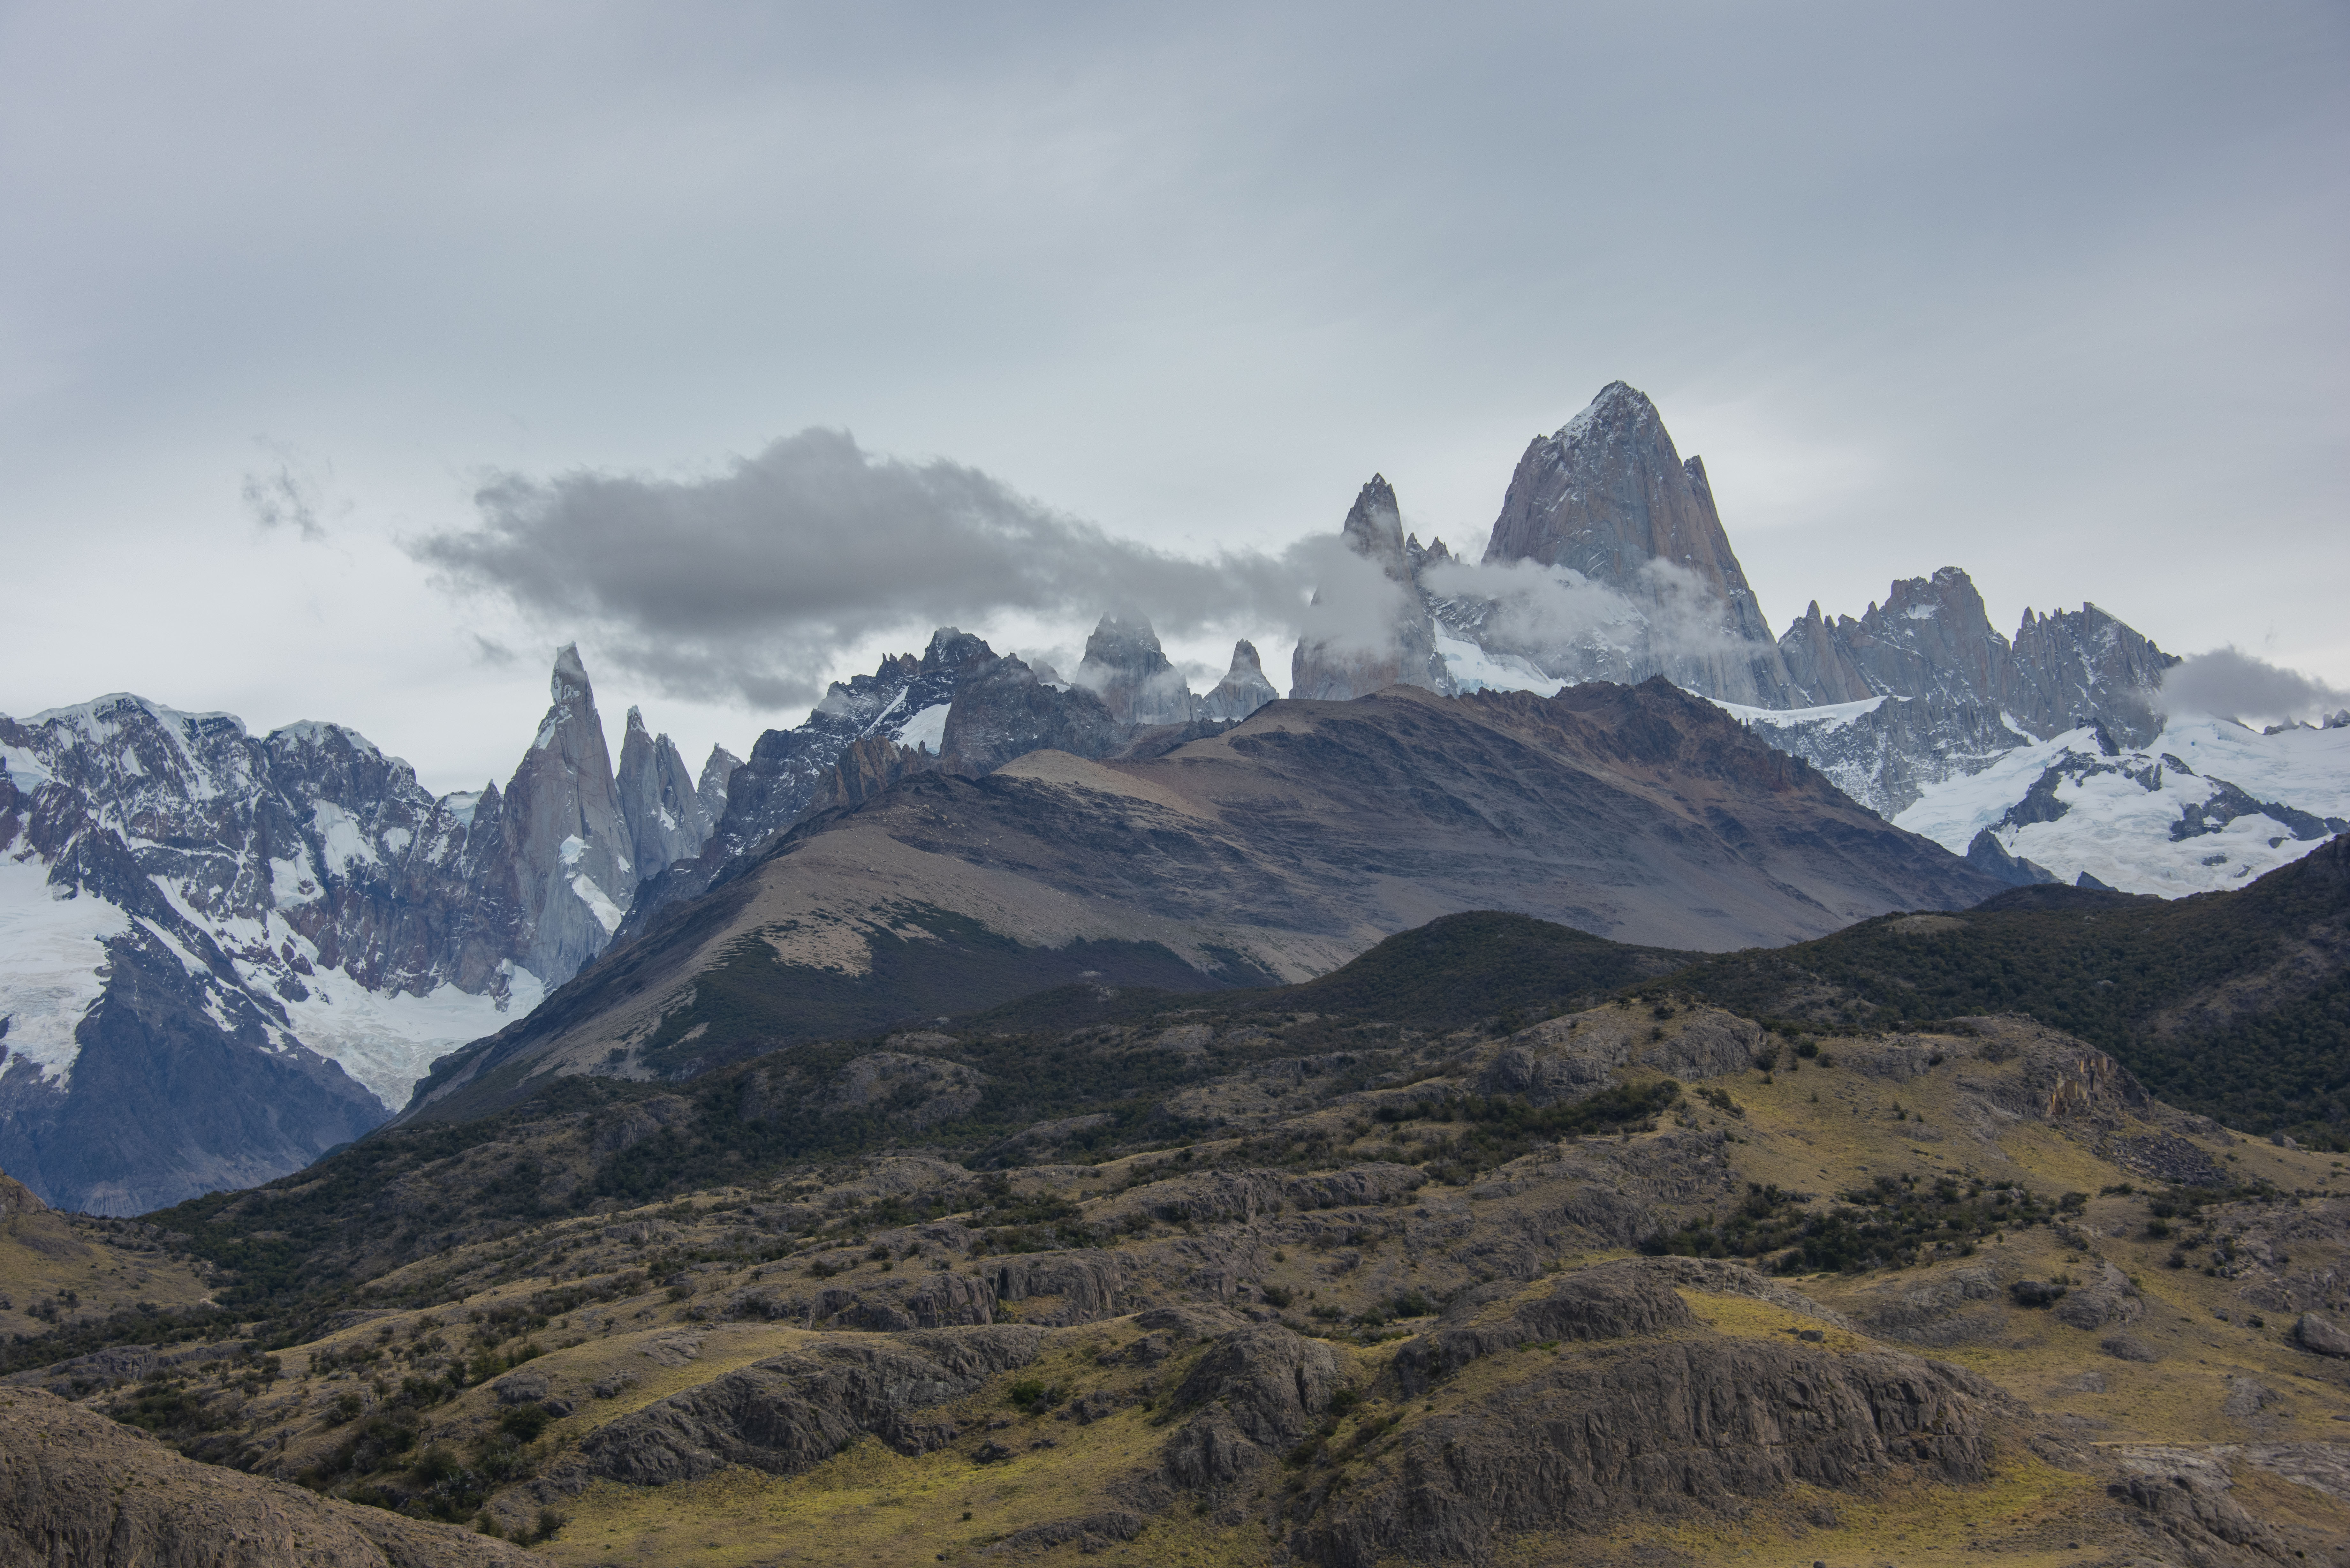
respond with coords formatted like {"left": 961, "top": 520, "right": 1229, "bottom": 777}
{"left": 1073, "top": 611, "right": 1198, "bottom": 725}
{"left": 402, "top": 675, "right": 1999, "bottom": 1123}
{"left": 0, "top": 648, "right": 727, "bottom": 1211}
{"left": 620, "top": 629, "right": 990, "bottom": 934}
{"left": 1473, "top": 381, "right": 1793, "bottom": 705}
{"left": 617, "top": 707, "right": 716, "bottom": 893}
{"left": 1200, "top": 639, "right": 1280, "bottom": 721}
{"left": 1291, "top": 477, "right": 1454, "bottom": 702}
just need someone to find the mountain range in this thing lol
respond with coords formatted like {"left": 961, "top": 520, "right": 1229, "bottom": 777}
{"left": 4, "top": 378, "right": 2343, "bottom": 1215}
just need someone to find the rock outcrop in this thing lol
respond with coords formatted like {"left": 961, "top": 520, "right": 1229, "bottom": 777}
{"left": 940, "top": 651, "right": 1127, "bottom": 777}
{"left": 575, "top": 1327, "right": 1047, "bottom": 1486}
{"left": 501, "top": 645, "right": 635, "bottom": 984}
{"left": 622, "top": 629, "right": 991, "bottom": 932}
{"left": 1300, "top": 1287, "right": 2006, "bottom": 1566}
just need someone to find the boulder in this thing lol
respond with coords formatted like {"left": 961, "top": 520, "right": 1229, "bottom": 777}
{"left": 2295, "top": 1310, "right": 2350, "bottom": 1357}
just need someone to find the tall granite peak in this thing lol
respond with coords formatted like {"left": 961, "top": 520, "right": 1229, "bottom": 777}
{"left": 501, "top": 646, "right": 633, "bottom": 985}
{"left": 1341, "top": 474, "right": 1412, "bottom": 580}
{"left": 1200, "top": 640, "right": 1279, "bottom": 722}
{"left": 1074, "top": 612, "right": 1198, "bottom": 726}
{"left": 1292, "top": 477, "right": 1453, "bottom": 702}
{"left": 1477, "top": 381, "right": 1791, "bottom": 706}
{"left": 616, "top": 706, "right": 716, "bottom": 889}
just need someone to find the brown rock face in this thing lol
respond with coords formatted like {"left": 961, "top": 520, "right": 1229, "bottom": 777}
{"left": 1481, "top": 383, "right": 1792, "bottom": 705}
{"left": 0, "top": 1386, "right": 534, "bottom": 1566}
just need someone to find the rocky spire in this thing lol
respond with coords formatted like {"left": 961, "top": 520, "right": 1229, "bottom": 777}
{"left": 695, "top": 743, "right": 743, "bottom": 825}
{"left": 1290, "top": 476, "right": 1454, "bottom": 702}
{"left": 1480, "top": 382, "right": 1793, "bottom": 705}
{"left": 1776, "top": 600, "right": 1876, "bottom": 706}
{"left": 1073, "top": 611, "right": 1198, "bottom": 726}
{"left": 1200, "top": 640, "right": 1279, "bottom": 721}
{"left": 617, "top": 706, "right": 716, "bottom": 886}
{"left": 498, "top": 644, "right": 633, "bottom": 985}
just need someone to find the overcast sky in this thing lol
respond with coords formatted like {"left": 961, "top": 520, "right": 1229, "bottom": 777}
{"left": 3, "top": 1, "right": 2344, "bottom": 793}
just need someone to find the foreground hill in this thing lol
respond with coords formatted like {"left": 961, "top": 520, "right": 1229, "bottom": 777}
{"left": 10, "top": 977, "right": 2347, "bottom": 1564}
{"left": 403, "top": 678, "right": 2000, "bottom": 1121}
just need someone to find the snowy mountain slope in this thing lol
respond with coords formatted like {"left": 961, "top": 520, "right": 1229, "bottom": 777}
{"left": 1893, "top": 718, "right": 2350, "bottom": 895}
{"left": 0, "top": 652, "right": 721, "bottom": 1211}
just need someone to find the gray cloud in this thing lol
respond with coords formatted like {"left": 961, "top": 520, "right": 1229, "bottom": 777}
{"left": 412, "top": 429, "right": 1354, "bottom": 709}
{"left": 2160, "top": 646, "right": 2348, "bottom": 723}
{"left": 1421, "top": 556, "right": 1752, "bottom": 666}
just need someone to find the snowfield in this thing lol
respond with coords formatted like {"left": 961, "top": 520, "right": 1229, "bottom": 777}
{"left": 1895, "top": 717, "right": 2350, "bottom": 895}
{"left": 0, "top": 854, "right": 130, "bottom": 1085}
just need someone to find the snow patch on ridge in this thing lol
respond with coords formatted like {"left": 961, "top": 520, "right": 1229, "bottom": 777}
{"left": 1712, "top": 695, "right": 1889, "bottom": 732}
{"left": 894, "top": 702, "right": 952, "bottom": 753}
{"left": 1435, "top": 632, "right": 1565, "bottom": 697}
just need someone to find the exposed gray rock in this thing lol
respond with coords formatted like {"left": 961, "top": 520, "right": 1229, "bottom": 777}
{"left": 1391, "top": 1262, "right": 1696, "bottom": 1393}
{"left": 1298, "top": 1338, "right": 2004, "bottom": 1566}
{"left": 940, "top": 651, "right": 1127, "bottom": 777}
{"left": 1852, "top": 1263, "right": 2009, "bottom": 1347}
{"left": 617, "top": 705, "right": 718, "bottom": 887}
{"left": 981, "top": 1510, "right": 1144, "bottom": 1556}
{"left": 1073, "top": 612, "right": 1197, "bottom": 727}
{"left": 1198, "top": 641, "right": 1278, "bottom": 722}
{"left": 1477, "top": 383, "right": 1790, "bottom": 707}
{"left": 2296, "top": 1310, "right": 2350, "bottom": 1357}
{"left": 2050, "top": 1261, "right": 2143, "bottom": 1331}
{"left": 577, "top": 1326, "right": 1046, "bottom": 1486}
{"left": 1164, "top": 1325, "right": 1343, "bottom": 1491}
{"left": 622, "top": 629, "right": 991, "bottom": 934}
